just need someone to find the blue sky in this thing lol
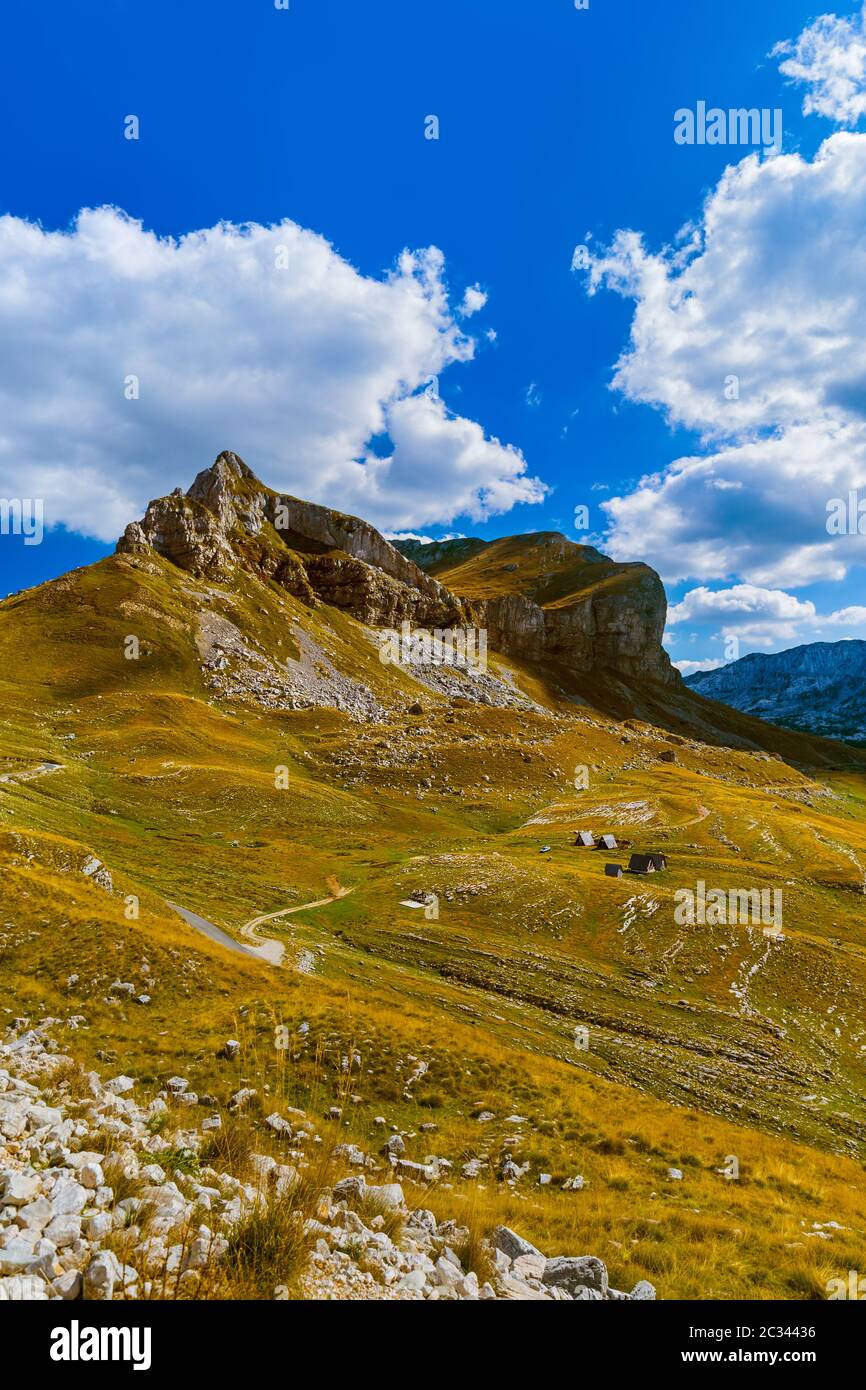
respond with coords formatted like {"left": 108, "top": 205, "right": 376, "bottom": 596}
{"left": 1, "top": 0, "right": 865, "bottom": 673}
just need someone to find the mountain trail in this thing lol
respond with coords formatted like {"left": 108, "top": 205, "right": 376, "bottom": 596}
{"left": 0, "top": 760, "right": 64, "bottom": 784}
{"left": 238, "top": 882, "right": 354, "bottom": 962}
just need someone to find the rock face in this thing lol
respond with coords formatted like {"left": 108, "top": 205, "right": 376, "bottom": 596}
{"left": 474, "top": 568, "right": 674, "bottom": 687}
{"left": 301, "top": 553, "right": 465, "bottom": 629}
{"left": 398, "top": 530, "right": 678, "bottom": 687}
{"left": 118, "top": 489, "right": 236, "bottom": 580}
{"left": 686, "top": 641, "right": 866, "bottom": 745}
{"left": 118, "top": 452, "right": 470, "bottom": 630}
{"left": 258, "top": 489, "right": 457, "bottom": 611}
{"left": 118, "top": 451, "right": 678, "bottom": 689}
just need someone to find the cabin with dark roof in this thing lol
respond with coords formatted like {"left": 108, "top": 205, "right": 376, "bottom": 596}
{"left": 604, "top": 863, "right": 623, "bottom": 878}
{"left": 628, "top": 852, "right": 668, "bottom": 874}
{"left": 574, "top": 831, "right": 595, "bottom": 847}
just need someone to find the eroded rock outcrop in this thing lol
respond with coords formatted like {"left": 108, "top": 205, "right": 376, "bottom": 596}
{"left": 119, "top": 452, "right": 470, "bottom": 629}
{"left": 117, "top": 451, "right": 678, "bottom": 689}
{"left": 474, "top": 568, "right": 675, "bottom": 687}
{"left": 118, "top": 490, "right": 236, "bottom": 580}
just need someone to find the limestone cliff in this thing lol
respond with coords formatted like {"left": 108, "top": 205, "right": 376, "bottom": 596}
{"left": 398, "top": 532, "right": 678, "bottom": 688}
{"left": 118, "top": 452, "right": 469, "bottom": 629}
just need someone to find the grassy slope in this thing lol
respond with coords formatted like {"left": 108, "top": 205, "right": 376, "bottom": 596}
{"left": 431, "top": 532, "right": 644, "bottom": 607}
{"left": 2, "top": 550, "right": 866, "bottom": 1298}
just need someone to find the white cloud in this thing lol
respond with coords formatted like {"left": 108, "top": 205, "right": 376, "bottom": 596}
{"left": 384, "top": 529, "right": 467, "bottom": 545}
{"left": 667, "top": 585, "right": 817, "bottom": 626}
{"left": 825, "top": 604, "right": 866, "bottom": 624}
{"left": 459, "top": 283, "right": 488, "bottom": 317}
{"left": 0, "top": 207, "right": 545, "bottom": 540}
{"left": 667, "top": 583, "right": 866, "bottom": 647}
{"left": 584, "top": 133, "right": 866, "bottom": 586}
{"left": 357, "top": 391, "right": 543, "bottom": 526}
{"left": 774, "top": 4, "right": 866, "bottom": 127}
{"left": 587, "top": 136, "right": 866, "bottom": 443}
{"left": 525, "top": 382, "right": 541, "bottom": 408}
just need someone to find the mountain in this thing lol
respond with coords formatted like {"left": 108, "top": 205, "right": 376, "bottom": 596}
{"left": 4, "top": 451, "right": 866, "bottom": 1300}
{"left": 109, "top": 455, "right": 864, "bottom": 758}
{"left": 392, "top": 536, "right": 488, "bottom": 573}
{"left": 397, "top": 531, "right": 677, "bottom": 688}
{"left": 685, "top": 641, "right": 866, "bottom": 745}
{"left": 117, "top": 453, "right": 677, "bottom": 695}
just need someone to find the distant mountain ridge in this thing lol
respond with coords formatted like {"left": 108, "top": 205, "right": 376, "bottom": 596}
{"left": 392, "top": 537, "right": 488, "bottom": 573}
{"left": 685, "top": 641, "right": 866, "bottom": 745}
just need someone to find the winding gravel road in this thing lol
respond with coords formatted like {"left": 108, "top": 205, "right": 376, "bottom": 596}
{"left": 167, "top": 883, "right": 353, "bottom": 967}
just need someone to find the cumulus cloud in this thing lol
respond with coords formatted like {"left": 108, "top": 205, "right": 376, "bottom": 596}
{"left": 667, "top": 585, "right": 817, "bottom": 627}
{"left": 384, "top": 529, "right": 466, "bottom": 544}
{"left": 667, "top": 583, "right": 866, "bottom": 646}
{"left": 355, "top": 391, "right": 541, "bottom": 527}
{"left": 774, "top": 4, "right": 866, "bottom": 127}
{"left": 825, "top": 604, "right": 866, "bottom": 624}
{"left": 0, "top": 207, "right": 545, "bottom": 541}
{"left": 458, "top": 283, "right": 488, "bottom": 317}
{"left": 583, "top": 133, "right": 866, "bottom": 586}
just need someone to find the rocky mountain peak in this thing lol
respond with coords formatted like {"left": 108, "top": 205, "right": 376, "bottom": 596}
{"left": 186, "top": 450, "right": 265, "bottom": 533}
{"left": 117, "top": 452, "right": 471, "bottom": 628}
{"left": 116, "top": 451, "right": 678, "bottom": 691}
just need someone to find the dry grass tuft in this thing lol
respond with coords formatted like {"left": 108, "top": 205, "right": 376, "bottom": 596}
{"left": 221, "top": 1191, "right": 315, "bottom": 1299}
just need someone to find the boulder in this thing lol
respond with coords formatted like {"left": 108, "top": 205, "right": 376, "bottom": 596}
{"left": 51, "top": 1270, "right": 83, "bottom": 1300}
{"left": 84, "top": 1250, "right": 137, "bottom": 1300}
{"left": 333, "top": 1175, "right": 366, "bottom": 1203}
{"left": 0, "top": 1274, "right": 48, "bottom": 1300}
{"left": 364, "top": 1183, "right": 404, "bottom": 1210}
{"left": 105, "top": 1075, "right": 135, "bottom": 1095}
{"left": 15, "top": 1196, "right": 52, "bottom": 1232}
{"left": 48, "top": 1177, "right": 87, "bottom": 1216}
{"left": 1, "top": 1172, "right": 41, "bottom": 1206}
{"left": 490, "top": 1226, "right": 543, "bottom": 1262}
{"left": 0, "top": 1241, "right": 54, "bottom": 1278}
{"left": 542, "top": 1255, "right": 608, "bottom": 1297}
{"left": 512, "top": 1253, "right": 546, "bottom": 1281}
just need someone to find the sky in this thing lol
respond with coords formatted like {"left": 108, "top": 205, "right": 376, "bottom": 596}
{"left": 1, "top": 0, "right": 866, "bottom": 674}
